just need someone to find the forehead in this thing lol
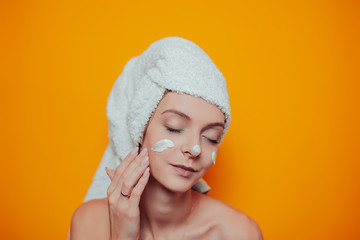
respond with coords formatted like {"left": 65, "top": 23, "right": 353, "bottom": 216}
{"left": 154, "top": 92, "right": 225, "bottom": 123}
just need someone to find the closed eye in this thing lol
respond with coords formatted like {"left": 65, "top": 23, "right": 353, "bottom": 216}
{"left": 208, "top": 138, "right": 219, "bottom": 144}
{"left": 166, "top": 127, "right": 182, "bottom": 133}
{"left": 202, "top": 136, "right": 219, "bottom": 144}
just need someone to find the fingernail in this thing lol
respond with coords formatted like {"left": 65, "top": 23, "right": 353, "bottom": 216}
{"left": 141, "top": 156, "right": 149, "bottom": 166}
{"left": 143, "top": 167, "right": 150, "bottom": 178}
{"left": 139, "top": 147, "right": 148, "bottom": 158}
{"left": 130, "top": 148, "right": 138, "bottom": 157}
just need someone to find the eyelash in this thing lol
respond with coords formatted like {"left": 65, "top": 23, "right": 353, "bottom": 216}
{"left": 166, "top": 127, "right": 219, "bottom": 144}
{"left": 166, "top": 127, "right": 182, "bottom": 133}
{"left": 207, "top": 138, "right": 219, "bottom": 144}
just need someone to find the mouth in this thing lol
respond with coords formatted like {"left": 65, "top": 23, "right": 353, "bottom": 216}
{"left": 171, "top": 164, "right": 198, "bottom": 172}
{"left": 170, "top": 164, "right": 198, "bottom": 177}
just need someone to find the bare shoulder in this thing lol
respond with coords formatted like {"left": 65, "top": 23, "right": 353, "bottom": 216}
{"left": 220, "top": 207, "right": 263, "bottom": 240}
{"left": 194, "top": 192, "right": 263, "bottom": 240}
{"left": 70, "top": 198, "right": 109, "bottom": 240}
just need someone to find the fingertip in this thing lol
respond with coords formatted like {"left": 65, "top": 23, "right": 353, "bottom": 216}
{"left": 142, "top": 167, "right": 150, "bottom": 178}
{"left": 130, "top": 147, "right": 138, "bottom": 157}
{"left": 105, "top": 167, "right": 113, "bottom": 180}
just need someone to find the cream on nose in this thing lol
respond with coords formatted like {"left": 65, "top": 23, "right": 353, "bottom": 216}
{"left": 192, "top": 145, "right": 201, "bottom": 154}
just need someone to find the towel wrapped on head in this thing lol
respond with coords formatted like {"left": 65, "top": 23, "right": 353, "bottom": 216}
{"left": 83, "top": 37, "right": 231, "bottom": 203}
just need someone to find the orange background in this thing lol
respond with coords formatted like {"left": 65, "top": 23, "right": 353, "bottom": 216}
{"left": 1, "top": 0, "right": 359, "bottom": 239}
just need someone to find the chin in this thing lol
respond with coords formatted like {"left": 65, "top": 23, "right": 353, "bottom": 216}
{"left": 163, "top": 179, "right": 194, "bottom": 193}
{"left": 152, "top": 172, "right": 199, "bottom": 193}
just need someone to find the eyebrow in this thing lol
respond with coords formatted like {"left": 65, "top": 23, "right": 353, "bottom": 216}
{"left": 161, "top": 109, "right": 225, "bottom": 130}
{"left": 162, "top": 109, "right": 190, "bottom": 120}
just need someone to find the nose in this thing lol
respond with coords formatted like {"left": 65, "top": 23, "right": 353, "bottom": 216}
{"left": 182, "top": 137, "right": 201, "bottom": 158}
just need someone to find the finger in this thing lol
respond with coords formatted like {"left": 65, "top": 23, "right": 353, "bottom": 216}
{"left": 120, "top": 155, "right": 149, "bottom": 196}
{"left": 107, "top": 148, "right": 138, "bottom": 194}
{"left": 116, "top": 147, "right": 138, "bottom": 176}
{"left": 117, "top": 148, "right": 148, "bottom": 195}
{"left": 129, "top": 167, "right": 150, "bottom": 205}
{"left": 110, "top": 149, "right": 137, "bottom": 189}
{"left": 122, "top": 148, "right": 148, "bottom": 181}
{"left": 105, "top": 167, "right": 115, "bottom": 180}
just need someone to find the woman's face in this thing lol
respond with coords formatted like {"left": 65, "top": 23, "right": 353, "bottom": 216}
{"left": 140, "top": 92, "right": 225, "bottom": 192}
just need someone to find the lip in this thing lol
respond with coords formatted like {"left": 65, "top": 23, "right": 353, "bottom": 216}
{"left": 170, "top": 164, "right": 198, "bottom": 177}
{"left": 171, "top": 164, "right": 198, "bottom": 172}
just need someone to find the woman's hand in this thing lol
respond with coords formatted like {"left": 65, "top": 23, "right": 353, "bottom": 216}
{"left": 105, "top": 147, "right": 150, "bottom": 240}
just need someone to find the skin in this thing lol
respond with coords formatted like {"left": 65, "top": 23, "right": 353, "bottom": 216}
{"left": 70, "top": 92, "right": 263, "bottom": 240}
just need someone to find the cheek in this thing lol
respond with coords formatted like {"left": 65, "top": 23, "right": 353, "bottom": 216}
{"left": 150, "top": 139, "right": 175, "bottom": 152}
{"left": 200, "top": 139, "right": 218, "bottom": 160}
{"left": 146, "top": 138, "right": 178, "bottom": 166}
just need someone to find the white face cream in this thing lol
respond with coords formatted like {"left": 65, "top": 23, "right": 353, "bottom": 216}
{"left": 192, "top": 145, "right": 201, "bottom": 154}
{"left": 151, "top": 139, "right": 175, "bottom": 152}
{"left": 212, "top": 151, "right": 217, "bottom": 165}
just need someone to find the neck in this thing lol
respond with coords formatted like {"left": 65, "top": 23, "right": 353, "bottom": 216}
{"left": 139, "top": 175, "right": 194, "bottom": 237}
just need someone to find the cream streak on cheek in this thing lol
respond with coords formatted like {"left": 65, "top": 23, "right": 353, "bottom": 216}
{"left": 151, "top": 139, "right": 175, "bottom": 152}
{"left": 212, "top": 151, "right": 217, "bottom": 165}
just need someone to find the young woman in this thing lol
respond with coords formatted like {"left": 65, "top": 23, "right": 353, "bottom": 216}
{"left": 70, "top": 37, "right": 263, "bottom": 240}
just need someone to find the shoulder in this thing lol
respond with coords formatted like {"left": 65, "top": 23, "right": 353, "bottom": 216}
{"left": 194, "top": 192, "right": 263, "bottom": 240}
{"left": 221, "top": 209, "right": 263, "bottom": 240}
{"left": 70, "top": 198, "right": 109, "bottom": 240}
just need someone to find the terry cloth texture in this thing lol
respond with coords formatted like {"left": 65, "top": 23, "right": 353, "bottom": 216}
{"left": 83, "top": 37, "right": 231, "bottom": 203}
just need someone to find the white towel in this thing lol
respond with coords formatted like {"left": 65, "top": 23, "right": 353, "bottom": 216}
{"left": 83, "top": 37, "right": 231, "bottom": 203}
